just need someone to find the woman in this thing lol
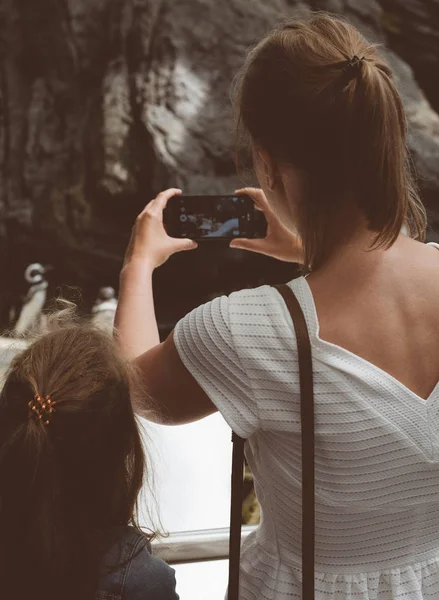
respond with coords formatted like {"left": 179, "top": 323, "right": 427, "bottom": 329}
{"left": 0, "top": 310, "right": 178, "bottom": 600}
{"left": 115, "top": 13, "right": 439, "bottom": 600}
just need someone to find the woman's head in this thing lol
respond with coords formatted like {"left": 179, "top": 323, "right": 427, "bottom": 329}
{"left": 234, "top": 13, "right": 427, "bottom": 270}
{"left": 0, "top": 312, "right": 146, "bottom": 599}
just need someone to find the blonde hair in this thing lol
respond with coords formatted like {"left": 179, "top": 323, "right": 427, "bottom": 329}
{"left": 233, "top": 13, "right": 427, "bottom": 270}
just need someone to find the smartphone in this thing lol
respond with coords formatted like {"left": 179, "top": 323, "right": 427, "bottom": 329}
{"left": 163, "top": 194, "right": 267, "bottom": 240}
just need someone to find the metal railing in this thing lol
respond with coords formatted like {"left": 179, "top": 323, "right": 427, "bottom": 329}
{"left": 152, "top": 525, "right": 257, "bottom": 565}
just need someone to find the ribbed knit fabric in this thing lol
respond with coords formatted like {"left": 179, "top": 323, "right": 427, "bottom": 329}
{"left": 174, "top": 244, "right": 439, "bottom": 599}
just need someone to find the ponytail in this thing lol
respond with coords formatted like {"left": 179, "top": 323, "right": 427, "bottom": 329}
{"left": 345, "top": 56, "right": 426, "bottom": 248}
{"left": 0, "top": 388, "right": 95, "bottom": 600}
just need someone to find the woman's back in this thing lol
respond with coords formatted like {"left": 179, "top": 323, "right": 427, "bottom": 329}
{"left": 308, "top": 236, "right": 439, "bottom": 402}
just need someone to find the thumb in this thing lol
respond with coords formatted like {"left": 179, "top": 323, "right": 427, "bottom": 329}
{"left": 230, "top": 238, "right": 265, "bottom": 252}
{"left": 173, "top": 238, "right": 198, "bottom": 252}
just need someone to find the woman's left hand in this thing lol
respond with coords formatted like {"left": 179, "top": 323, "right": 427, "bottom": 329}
{"left": 123, "top": 188, "right": 198, "bottom": 270}
{"left": 230, "top": 187, "right": 304, "bottom": 264}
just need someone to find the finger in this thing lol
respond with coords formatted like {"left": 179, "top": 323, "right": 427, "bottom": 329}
{"left": 155, "top": 188, "right": 182, "bottom": 210}
{"left": 234, "top": 187, "right": 267, "bottom": 207}
{"left": 234, "top": 187, "right": 264, "bottom": 200}
{"left": 234, "top": 189, "right": 263, "bottom": 211}
{"left": 234, "top": 187, "right": 274, "bottom": 220}
{"left": 170, "top": 238, "right": 198, "bottom": 253}
{"left": 141, "top": 188, "right": 182, "bottom": 216}
{"left": 229, "top": 238, "right": 267, "bottom": 253}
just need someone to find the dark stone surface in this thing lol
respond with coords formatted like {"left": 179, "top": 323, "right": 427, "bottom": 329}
{"left": 378, "top": 0, "right": 439, "bottom": 113}
{"left": 1, "top": 0, "right": 438, "bottom": 328}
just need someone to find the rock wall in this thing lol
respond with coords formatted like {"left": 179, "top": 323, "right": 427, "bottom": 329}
{"left": 1, "top": 0, "right": 439, "bottom": 328}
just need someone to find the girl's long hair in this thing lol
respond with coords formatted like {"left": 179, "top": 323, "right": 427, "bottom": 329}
{"left": 0, "top": 308, "right": 150, "bottom": 600}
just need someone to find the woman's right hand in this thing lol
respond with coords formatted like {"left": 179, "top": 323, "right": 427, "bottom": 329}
{"left": 230, "top": 187, "right": 305, "bottom": 264}
{"left": 122, "top": 188, "right": 197, "bottom": 272}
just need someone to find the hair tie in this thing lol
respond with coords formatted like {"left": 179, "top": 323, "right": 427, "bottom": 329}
{"left": 28, "top": 393, "right": 57, "bottom": 426}
{"left": 343, "top": 55, "right": 365, "bottom": 79}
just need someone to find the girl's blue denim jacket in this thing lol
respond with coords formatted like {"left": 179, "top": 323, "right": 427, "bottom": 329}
{"left": 97, "top": 527, "right": 179, "bottom": 600}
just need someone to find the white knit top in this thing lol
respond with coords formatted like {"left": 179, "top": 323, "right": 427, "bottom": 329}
{"left": 174, "top": 244, "right": 439, "bottom": 599}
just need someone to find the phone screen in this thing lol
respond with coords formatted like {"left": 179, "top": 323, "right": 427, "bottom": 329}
{"left": 164, "top": 195, "right": 267, "bottom": 240}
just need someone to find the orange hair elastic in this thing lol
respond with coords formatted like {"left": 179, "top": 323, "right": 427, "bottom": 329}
{"left": 28, "top": 393, "right": 57, "bottom": 426}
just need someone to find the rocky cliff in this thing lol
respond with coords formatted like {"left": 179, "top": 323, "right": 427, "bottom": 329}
{"left": 1, "top": 0, "right": 439, "bottom": 328}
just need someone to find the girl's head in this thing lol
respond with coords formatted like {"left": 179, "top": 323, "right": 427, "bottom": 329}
{"left": 0, "top": 312, "right": 146, "bottom": 600}
{"left": 234, "top": 13, "right": 427, "bottom": 269}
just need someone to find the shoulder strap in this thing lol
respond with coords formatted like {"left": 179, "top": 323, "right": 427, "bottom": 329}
{"left": 275, "top": 284, "right": 315, "bottom": 600}
{"left": 228, "top": 432, "right": 245, "bottom": 599}
{"left": 228, "top": 284, "right": 315, "bottom": 600}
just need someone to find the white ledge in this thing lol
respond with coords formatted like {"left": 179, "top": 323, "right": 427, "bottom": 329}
{"left": 151, "top": 525, "right": 257, "bottom": 564}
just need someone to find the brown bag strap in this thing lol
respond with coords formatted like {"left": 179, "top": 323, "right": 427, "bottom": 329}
{"left": 275, "top": 284, "right": 315, "bottom": 599}
{"left": 228, "top": 431, "right": 245, "bottom": 598}
{"left": 228, "top": 284, "right": 315, "bottom": 600}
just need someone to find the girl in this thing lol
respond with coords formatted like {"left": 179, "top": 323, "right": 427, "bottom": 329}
{"left": 116, "top": 13, "right": 439, "bottom": 600}
{"left": 0, "top": 311, "right": 178, "bottom": 600}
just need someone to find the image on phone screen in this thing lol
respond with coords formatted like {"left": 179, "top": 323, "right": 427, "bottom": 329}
{"left": 164, "top": 195, "right": 267, "bottom": 240}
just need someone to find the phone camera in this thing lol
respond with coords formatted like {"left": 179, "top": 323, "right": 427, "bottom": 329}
{"left": 180, "top": 214, "right": 188, "bottom": 223}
